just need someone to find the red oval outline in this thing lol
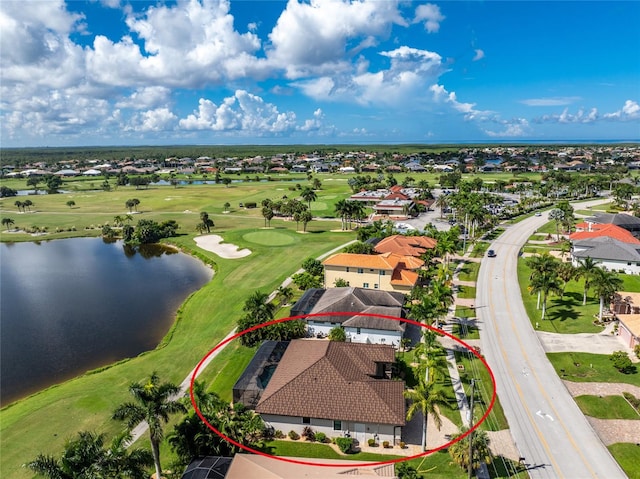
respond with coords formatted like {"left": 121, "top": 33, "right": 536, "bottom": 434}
{"left": 190, "top": 312, "right": 496, "bottom": 468}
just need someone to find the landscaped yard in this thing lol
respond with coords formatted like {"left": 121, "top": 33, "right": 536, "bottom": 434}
{"left": 457, "top": 261, "right": 480, "bottom": 283}
{"left": 575, "top": 395, "right": 640, "bottom": 420}
{"left": 608, "top": 443, "right": 640, "bottom": 479}
{"left": 547, "top": 352, "right": 640, "bottom": 386}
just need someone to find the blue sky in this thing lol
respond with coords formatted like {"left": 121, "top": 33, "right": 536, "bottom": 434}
{"left": 1, "top": 0, "right": 639, "bottom": 147}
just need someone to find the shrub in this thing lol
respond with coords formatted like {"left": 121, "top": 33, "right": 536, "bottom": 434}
{"left": 302, "top": 426, "right": 315, "bottom": 441}
{"left": 399, "top": 441, "right": 406, "bottom": 449}
{"left": 368, "top": 438, "right": 376, "bottom": 447}
{"left": 383, "top": 440, "right": 390, "bottom": 448}
{"left": 274, "top": 430, "right": 285, "bottom": 439}
{"left": 314, "top": 432, "right": 327, "bottom": 443}
{"left": 245, "top": 202, "right": 257, "bottom": 209}
{"left": 610, "top": 350, "right": 635, "bottom": 374}
{"left": 635, "top": 344, "right": 640, "bottom": 360}
{"left": 335, "top": 437, "right": 353, "bottom": 454}
{"left": 288, "top": 430, "right": 300, "bottom": 440}
{"left": 623, "top": 392, "right": 640, "bottom": 412}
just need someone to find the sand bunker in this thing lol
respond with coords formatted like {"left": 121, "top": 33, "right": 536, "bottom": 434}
{"left": 194, "top": 234, "right": 251, "bottom": 259}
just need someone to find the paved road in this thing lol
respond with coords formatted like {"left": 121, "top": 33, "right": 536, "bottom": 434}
{"left": 476, "top": 204, "right": 627, "bottom": 479}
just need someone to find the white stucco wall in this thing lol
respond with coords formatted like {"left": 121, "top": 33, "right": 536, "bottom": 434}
{"left": 260, "top": 414, "right": 400, "bottom": 444}
{"left": 306, "top": 321, "right": 403, "bottom": 347}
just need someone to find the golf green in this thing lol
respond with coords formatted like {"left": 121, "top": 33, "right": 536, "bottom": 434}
{"left": 242, "top": 230, "right": 297, "bottom": 246}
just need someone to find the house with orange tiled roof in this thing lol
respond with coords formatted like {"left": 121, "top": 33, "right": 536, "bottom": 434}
{"left": 571, "top": 222, "right": 640, "bottom": 245}
{"left": 254, "top": 340, "right": 405, "bottom": 446}
{"left": 322, "top": 252, "right": 424, "bottom": 293}
{"left": 374, "top": 234, "right": 437, "bottom": 257}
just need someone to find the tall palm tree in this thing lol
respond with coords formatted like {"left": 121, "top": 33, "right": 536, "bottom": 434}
{"left": 529, "top": 270, "right": 562, "bottom": 320}
{"left": 576, "top": 256, "right": 599, "bottom": 305}
{"left": 113, "top": 372, "right": 186, "bottom": 479}
{"left": 548, "top": 208, "right": 565, "bottom": 242}
{"left": 404, "top": 379, "right": 450, "bottom": 451}
{"left": 591, "top": 268, "right": 623, "bottom": 322}
{"left": 526, "top": 253, "right": 559, "bottom": 309}
{"left": 300, "top": 210, "right": 313, "bottom": 232}
{"left": 414, "top": 331, "right": 449, "bottom": 384}
{"left": 435, "top": 194, "right": 449, "bottom": 219}
{"left": 300, "top": 186, "right": 317, "bottom": 209}
{"left": 199, "top": 211, "right": 214, "bottom": 233}
{"left": 2, "top": 217, "right": 15, "bottom": 230}
{"left": 557, "top": 262, "right": 576, "bottom": 297}
{"left": 334, "top": 199, "right": 349, "bottom": 230}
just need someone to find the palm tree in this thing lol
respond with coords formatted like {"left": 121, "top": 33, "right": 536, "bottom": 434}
{"left": 113, "top": 215, "right": 124, "bottom": 227}
{"left": 526, "top": 253, "right": 559, "bottom": 309}
{"left": 334, "top": 199, "right": 349, "bottom": 230}
{"left": 14, "top": 200, "right": 24, "bottom": 212}
{"left": 243, "top": 290, "right": 276, "bottom": 323}
{"left": 447, "top": 427, "right": 492, "bottom": 474}
{"left": 576, "top": 256, "right": 599, "bottom": 305}
{"left": 2, "top": 217, "right": 15, "bottom": 231}
{"left": 23, "top": 199, "right": 33, "bottom": 211}
{"left": 435, "top": 194, "right": 449, "bottom": 218}
{"left": 435, "top": 234, "right": 456, "bottom": 267}
{"left": 414, "top": 331, "right": 448, "bottom": 384}
{"left": 404, "top": 379, "right": 450, "bottom": 451}
{"left": 112, "top": 372, "right": 186, "bottom": 479}
{"left": 66, "top": 200, "right": 75, "bottom": 208}
{"left": 300, "top": 210, "right": 313, "bottom": 232}
{"left": 25, "top": 430, "right": 153, "bottom": 479}
{"left": 300, "top": 186, "right": 317, "bottom": 209}
{"left": 261, "top": 206, "right": 274, "bottom": 227}
{"left": 529, "top": 269, "right": 562, "bottom": 320}
{"left": 276, "top": 286, "right": 294, "bottom": 306}
{"left": 199, "top": 211, "right": 214, "bottom": 233}
{"left": 557, "top": 262, "right": 576, "bottom": 297}
{"left": 591, "top": 268, "right": 623, "bottom": 322}
{"left": 223, "top": 202, "right": 230, "bottom": 212}
{"left": 548, "top": 208, "right": 565, "bottom": 241}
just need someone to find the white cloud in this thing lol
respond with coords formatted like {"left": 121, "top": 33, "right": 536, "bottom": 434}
{"left": 521, "top": 97, "right": 580, "bottom": 107}
{"left": 266, "top": 0, "right": 407, "bottom": 78}
{"left": 179, "top": 90, "right": 300, "bottom": 134}
{"left": 128, "top": 108, "right": 178, "bottom": 132}
{"left": 429, "top": 84, "right": 491, "bottom": 121}
{"left": 115, "top": 87, "right": 172, "bottom": 110}
{"left": 413, "top": 3, "right": 445, "bottom": 33}
{"left": 484, "top": 119, "right": 530, "bottom": 137}
{"left": 472, "top": 49, "right": 484, "bottom": 61}
{"left": 537, "top": 107, "right": 599, "bottom": 123}
{"left": 603, "top": 100, "right": 640, "bottom": 120}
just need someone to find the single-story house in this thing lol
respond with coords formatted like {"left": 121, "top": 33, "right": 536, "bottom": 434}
{"left": 254, "top": 340, "right": 405, "bottom": 445}
{"left": 323, "top": 252, "right": 424, "bottom": 293}
{"left": 291, "top": 287, "right": 406, "bottom": 346}
{"left": 571, "top": 222, "right": 640, "bottom": 245}
{"left": 583, "top": 213, "right": 640, "bottom": 238}
{"left": 571, "top": 236, "right": 640, "bottom": 274}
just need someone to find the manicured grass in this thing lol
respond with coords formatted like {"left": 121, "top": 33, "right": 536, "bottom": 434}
{"left": 242, "top": 229, "right": 298, "bottom": 246}
{"left": 456, "top": 285, "right": 476, "bottom": 300}
{"left": 0, "top": 182, "right": 357, "bottom": 479}
{"left": 608, "top": 443, "right": 640, "bottom": 479}
{"left": 455, "top": 306, "right": 476, "bottom": 321}
{"left": 451, "top": 323, "right": 480, "bottom": 340}
{"left": 518, "top": 259, "right": 603, "bottom": 334}
{"left": 455, "top": 351, "right": 509, "bottom": 431}
{"left": 575, "top": 395, "right": 640, "bottom": 419}
{"left": 197, "top": 343, "right": 259, "bottom": 402}
{"left": 457, "top": 261, "right": 480, "bottom": 283}
{"left": 547, "top": 352, "right": 640, "bottom": 386}
{"left": 470, "top": 241, "right": 489, "bottom": 258}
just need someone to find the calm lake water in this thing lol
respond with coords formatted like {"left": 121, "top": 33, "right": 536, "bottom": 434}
{"left": 0, "top": 238, "right": 212, "bottom": 406}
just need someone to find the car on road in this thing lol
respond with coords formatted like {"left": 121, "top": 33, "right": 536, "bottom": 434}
{"left": 487, "top": 249, "right": 496, "bottom": 257}
{"left": 534, "top": 212, "right": 542, "bottom": 217}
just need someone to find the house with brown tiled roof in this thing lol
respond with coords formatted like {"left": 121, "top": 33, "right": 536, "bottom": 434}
{"left": 254, "top": 340, "right": 405, "bottom": 446}
{"left": 323, "top": 252, "right": 424, "bottom": 293}
{"left": 374, "top": 234, "right": 437, "bottom": 257}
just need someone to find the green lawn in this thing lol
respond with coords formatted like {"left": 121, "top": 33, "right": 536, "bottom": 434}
{"left": 451, "top": 322, "right": 479, "bottom": 340}
{"left": 457, "top": 261, "right": 480, "bottom": 283}
{"left": 518, "top": 259, "right": 603, "bottom": 333}
{"left": 263, "top": 439, "right": 403, "bottom": 461}
{"left": 456, "top": 285, "right": 476, "bottom": 300}
{"left": 575, "top": 395, "right": 640, "bottom": 420}
{"left": 608, "top": 443, "right": 640, "bottom": 479}
{"left": 455, "top": 352, "right": 509, "bottom": 431}
{"left": 547, "top": 352, "right": 640, "bottom": 386}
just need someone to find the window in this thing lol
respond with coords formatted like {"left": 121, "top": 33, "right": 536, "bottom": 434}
{"left": 374, "top": 284, "right": 379, "bottom": 289}
{"left": 333, "top": 420, "right": 342, "bottom": 431}
{"left": 346, "top": 267, "right": 350, "bottom": 273}
{"left": 357, "top": 268, "right": 364, "bottom": 274}
{"left": 302, "top": 417, "right": 311, "bottom": 424}
{"left": 356, "top": 328, "right": 361, "bottom": 334}
{"left": 380, "top": 270, "right": 386, "bottom": 275}
{"left": 363, "top": 282, "right": 369, "bottom": 288}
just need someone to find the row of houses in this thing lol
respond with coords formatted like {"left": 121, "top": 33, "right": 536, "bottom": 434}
{"left": 231, "top": 235, "right": 440, "bottom": 449}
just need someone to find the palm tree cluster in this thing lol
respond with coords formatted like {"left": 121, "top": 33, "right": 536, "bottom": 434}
{"left": 14, "top": 199, "right": 34, "bottom": 212}
{"left": 526, "top": 254, "right": 623, "bottom": 322}
{"left": 169, "top": 382, "right": 265, "bottom": 465}
{"left": 334, "top": 199, "right": 366, "bottom": 230}
{"left": 260, "top": 197, "right": 313, "bottom": 231}
{"left": 196, "top": 211, "right": 214, "bottom": 234}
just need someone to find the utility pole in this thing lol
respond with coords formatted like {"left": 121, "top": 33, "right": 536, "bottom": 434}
{"left": 468, "top": 378, "right": 476, "bottom": 479}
